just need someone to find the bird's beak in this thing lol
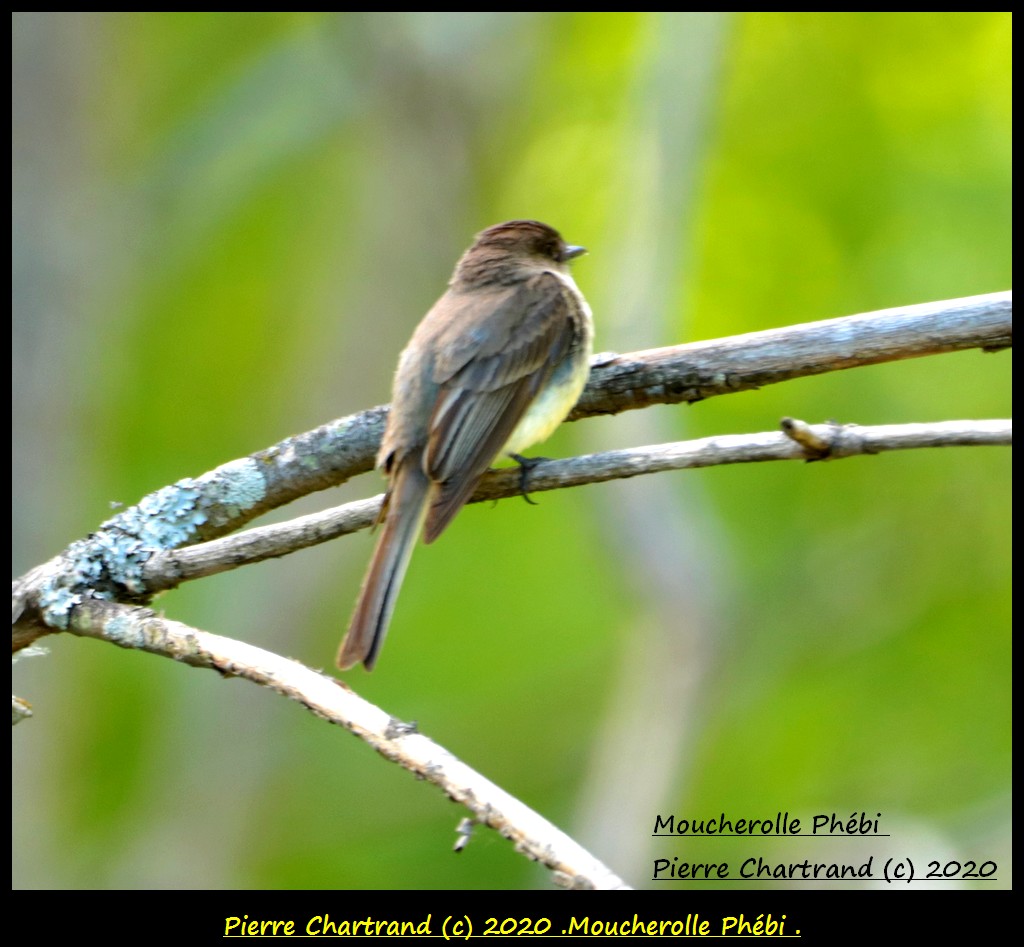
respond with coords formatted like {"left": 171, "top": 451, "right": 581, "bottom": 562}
{"left": 561, "top": 244, "right": 587, "bottom": 262}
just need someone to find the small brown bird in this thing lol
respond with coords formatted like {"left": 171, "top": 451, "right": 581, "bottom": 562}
{"left": 338, "top": 220, "right": 593, "bottom": 670}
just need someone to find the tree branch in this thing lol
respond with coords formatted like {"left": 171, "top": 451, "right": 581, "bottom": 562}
{"left": 134, "top": 418, "right": 1011, "bottom": 593}
{"left": 65, "top": 598, "right": 630, "bottom": 890}
{"left": 10, "top": 292, "right": 1012, "bottom": 887}
{"left": 574, "top": 290, "right": 1010, "bottom": 418}
{"left": 11, "top": 291, "right": 1012, "bottom": 649}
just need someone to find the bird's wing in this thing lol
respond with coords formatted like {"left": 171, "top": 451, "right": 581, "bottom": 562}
{"left": 422, "top": 272, "right": 579, "bottom": 542}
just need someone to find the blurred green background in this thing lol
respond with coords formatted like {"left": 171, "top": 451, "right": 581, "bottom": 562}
{"left": 12, "top": 12, "right": 1010, "bottom": 890}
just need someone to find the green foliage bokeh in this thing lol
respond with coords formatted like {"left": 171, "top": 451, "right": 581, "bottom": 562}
{"left": 12, "top": 12, "right": 1010, "bottom": 890}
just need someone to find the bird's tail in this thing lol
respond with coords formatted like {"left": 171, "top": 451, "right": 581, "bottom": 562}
{"left": 337, "top": 459, "right": 430, "bottom": 670}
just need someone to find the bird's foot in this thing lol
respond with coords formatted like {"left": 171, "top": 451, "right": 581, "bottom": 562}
{"left": 509, "top": 453, "right": 548, "bottom": 506}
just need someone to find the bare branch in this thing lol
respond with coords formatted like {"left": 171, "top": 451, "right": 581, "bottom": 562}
{"left": 574, "top": 290, "right": 1011, "bottom": 418}
{"left": 65, "top": 598, "right": 631, "bottom": 891}
{"left": 139, "top": 419, "right": 1011, "bottom": 592}
{"left": 474, "top": 418, "right": 1012, "bottom": 497}
{"left": 144, "top": 498, "right": 383, "bottom": 591}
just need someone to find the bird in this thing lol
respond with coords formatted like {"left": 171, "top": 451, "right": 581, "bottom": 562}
{"left": 338, "top": 219, "right": 593, "bottom": 670}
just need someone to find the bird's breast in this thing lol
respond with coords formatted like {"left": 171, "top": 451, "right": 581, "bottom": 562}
{"left": 502, "top": 283, "right": 592, "bottom": 457}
